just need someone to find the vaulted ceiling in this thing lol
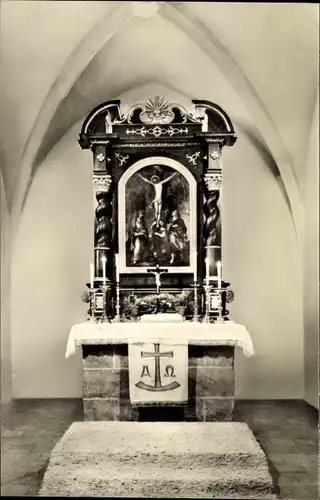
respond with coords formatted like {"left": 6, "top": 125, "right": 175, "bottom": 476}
{"left": 0, "top": 1, "right": 318, "bottom": 235}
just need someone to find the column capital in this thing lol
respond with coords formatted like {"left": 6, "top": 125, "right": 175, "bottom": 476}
{"left": 93, "top": 174, "right": 112, "bottom": 193}
{"left": 204, "top": 172, "right": 222, "bottom": 191}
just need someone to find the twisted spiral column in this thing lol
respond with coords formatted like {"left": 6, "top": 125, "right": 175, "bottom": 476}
{"left": 93, "top": 174, "right": 113, "bottom": 282}
{"left": 95, "top": 191, "right": 113, "bottom": 247}
{"left": 203, "top": 171, "right": 222, "bottom": 289}
{"left": 204, "top": 188, "right": 220, "bottom": 247}
{"left": 203, "top": 173, "right": 222, "bottom": 247}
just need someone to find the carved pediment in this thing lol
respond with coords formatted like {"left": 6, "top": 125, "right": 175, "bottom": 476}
{"left": 79, "top": 97, "right": 236, "bottom": 148}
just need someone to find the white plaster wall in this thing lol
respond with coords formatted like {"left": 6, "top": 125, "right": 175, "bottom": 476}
{"left": 1, "top": 169, "right": 12, "bottom": 404}
{"left": 11, "top": 119, "right": 304, "bottom": 399}
{"left": 11, "top": 125, "right": 93, "bottom": 398}
{"left": 223, "top": 133, "right": 304, "bottom": 399}
{"left": 303, "top": 94, "right": 319, "bottom": 409}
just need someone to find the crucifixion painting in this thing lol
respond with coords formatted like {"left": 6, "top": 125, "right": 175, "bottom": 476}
{"left": 125, "top": 165, "right": 191, "bottom": 268}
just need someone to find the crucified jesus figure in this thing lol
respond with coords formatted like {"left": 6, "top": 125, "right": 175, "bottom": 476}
{"left": 147, "top": 264, "right": 168, "bottom": 294}
{"left": 138, "top": 171, "right": 177, "bottom": 224}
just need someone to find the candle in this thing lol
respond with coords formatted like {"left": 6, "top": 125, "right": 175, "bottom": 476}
{"left": 217, "top": 261, "right": 222, "bottom": 289}
{"left": 115, "top": 254, "right": 120, "bottom": 283}
{"left": 90, "top": 262, "right": 94, "bottom": 289}
{"left": 101, "top": 256, "right": 106, "bottom": 285}
{"left": 205, "top": 257, "right": 209, "bottom": 286}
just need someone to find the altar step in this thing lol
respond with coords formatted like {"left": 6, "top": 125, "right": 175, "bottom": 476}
{"left": 40, "top": 463, "right": 275, "bottom": 498}
{"left": 39, "top": 422, "right": 278, "bottom": 498}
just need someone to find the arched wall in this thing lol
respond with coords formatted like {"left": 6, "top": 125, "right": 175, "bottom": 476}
{"left": 11, "top": 1, "right": 303, "bottom": 257}
{"left": 303, "top": 92, "right": 319, "bottom": 408}
{"left": 1, "top": 168, "right": 12, "bottom": 404}
{"left": 10, "top": 118, "right": 304, "bottom": 399}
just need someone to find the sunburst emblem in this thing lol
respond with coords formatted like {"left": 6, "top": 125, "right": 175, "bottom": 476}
{"left": 140, "top": 96, "right": 175, "bottom": 125}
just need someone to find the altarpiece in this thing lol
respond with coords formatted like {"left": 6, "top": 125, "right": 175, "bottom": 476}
{"left": 79, "top": 96, "right": 236, "bottom": 321}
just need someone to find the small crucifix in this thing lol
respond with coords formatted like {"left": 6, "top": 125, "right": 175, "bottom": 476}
{"left": 147, "top": 264, "right": 168, "bottom": 294}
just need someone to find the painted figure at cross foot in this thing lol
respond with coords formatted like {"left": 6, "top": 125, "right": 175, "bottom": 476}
{"left": 168, "top": 209, "right": 188, "bottom": 265}
{"left": 150, "top": 219, "right": 167, "bottom": 262}
{"left": 129, "top": 210, "right": 148, "bottom": 265}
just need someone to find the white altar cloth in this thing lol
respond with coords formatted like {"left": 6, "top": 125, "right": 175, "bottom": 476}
{"left": 66, "top": 320, "right": 255, "bottom": 358}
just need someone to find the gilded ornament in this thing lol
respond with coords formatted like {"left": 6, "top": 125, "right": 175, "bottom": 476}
{"left": 126, "top": 125, "right": 189, "bottom": 138}
{"left": 96, "top": 153, "right": 105, "bottom": 162}
{"left": 186, "top": 151, "right": 201, "bottom": 166}
{"left": 210, "top": 151, "right": 219, "bottom": 160}
{"left": 95, "top": 295, "right": 104, "bottom": 310}
{"left": 115, "top": 153, "right": 129, "bottom": 166}
{"left": 140, "top": 96, "right": 175, "bottom": 124}
{"left": 226, "top": 290, "right": 235, "bottom": 303}
{"left": 115, "top": 142, "right": 200, "bottom": 149}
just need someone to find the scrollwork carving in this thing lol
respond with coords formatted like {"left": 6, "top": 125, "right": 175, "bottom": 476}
{"left": 115, "top": 153, "right": 129, "bottom": 166}
{"left": 186, "top": 151, "right": 201, "bottom": 166}
{"left": 114, "top": 142, "right": 200, "bottom": 149}
{"left": 124, "top": 96, "right": 200, "bottom": 125}
{"left": 226, "top": 290, "right": 235, "bottom": 303}
{"left": 125, "top": 125, "right": 189, "bottom": 138}
{"left": 139, "top": 96, "right": 175, "bottom": 124}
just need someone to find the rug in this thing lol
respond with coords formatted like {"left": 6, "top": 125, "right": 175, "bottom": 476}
{"left": 39, "top": 422, "right": 278, "bottom": 498}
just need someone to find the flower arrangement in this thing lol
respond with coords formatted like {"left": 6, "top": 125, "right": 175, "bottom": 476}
{"left": 174, "top": 291, "right": 190, "bottom": 307}
{"left": 121, "top": 291, "right": 192, "bottom": 318}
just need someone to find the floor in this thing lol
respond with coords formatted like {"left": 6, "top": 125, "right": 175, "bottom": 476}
{"left": 0, "top": 399, "right": 318, "bottom": 498}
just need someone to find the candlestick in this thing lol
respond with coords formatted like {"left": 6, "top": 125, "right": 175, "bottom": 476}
{"left": 115, "top": 254, "right": 120, "bottom": 283}
{"left": 205, "top": 257, "right": 210, "bottom": 286}
{"left": 90, "top": 262, "right": 94, "bottom": 289}
{"left": 192, "top": 282, "right": 199, "bottom": 322}
{"left": 89, "top": 288, "right": 95, "bottom": 322}
{"left": 101, "top": 256, "right": 106, "bottom": 285}
{"left": 100, "top": 283, "right": 110, "bottom": 323}
{"left": 215, "top": 288, "right": 224, "bottom": 324}
{"left": 203, "top": 284, "right": 211, "bottom": 323}
{"left": 114, "top": 281, "right": 121, "bottom": 322}
{"left": 217, "top": 261, "right": 222, "bottom": 289}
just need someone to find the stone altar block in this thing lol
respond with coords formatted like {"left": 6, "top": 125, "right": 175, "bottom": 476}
{"left": 66, "top": 321, "right": 254, "bottom": 422}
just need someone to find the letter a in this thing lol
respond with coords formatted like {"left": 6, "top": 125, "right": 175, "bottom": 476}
{"left": 141, "top": 365, "right": 151, "bottom": 377}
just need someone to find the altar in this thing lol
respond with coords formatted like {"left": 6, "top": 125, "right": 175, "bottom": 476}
{"left": 66, "top": 319, "right": 254, "bottom": 422}
{"left": 72, "top": 95, "right": 253, "bottom": 423}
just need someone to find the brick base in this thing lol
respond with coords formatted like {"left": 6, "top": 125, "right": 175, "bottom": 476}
{"left": 81, "top": 344, "right": 235, "bottom": 422}
{"left": 187, "top": 345, "right": 234, "bottom": 421}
